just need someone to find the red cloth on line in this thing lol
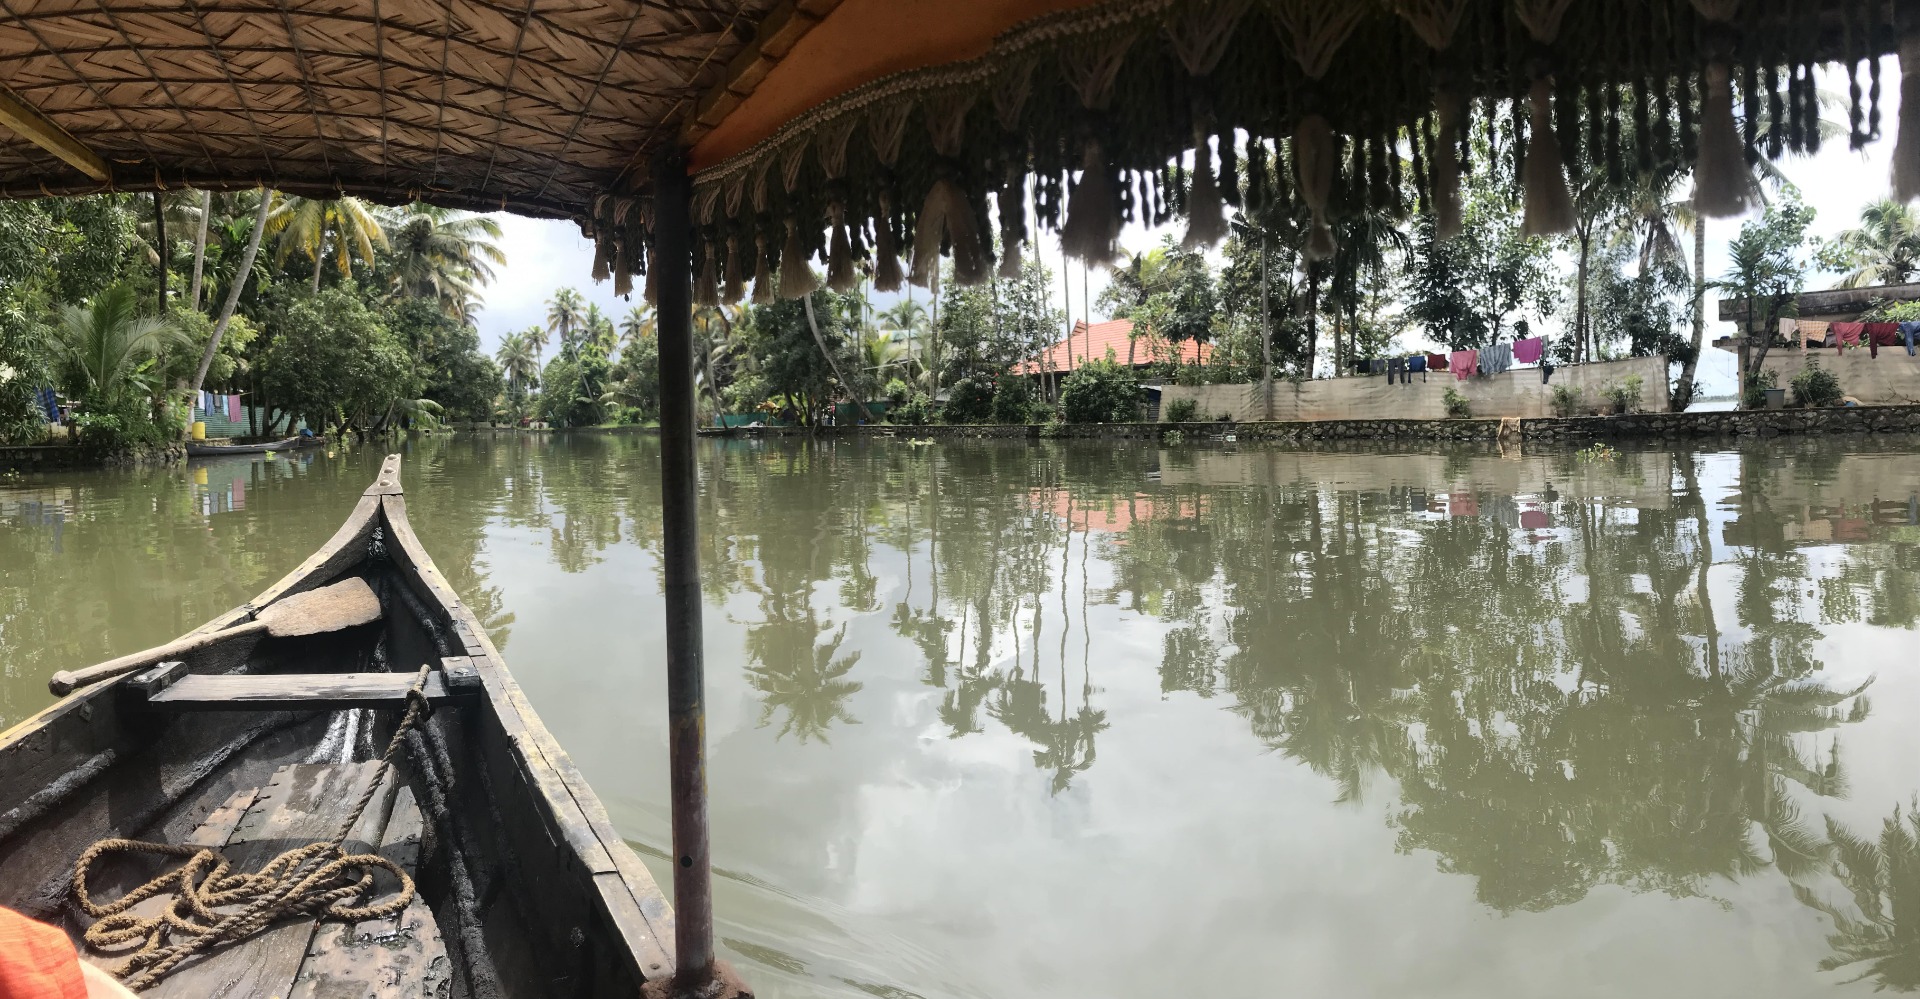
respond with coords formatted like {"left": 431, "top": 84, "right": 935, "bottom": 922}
{"left": 0, "top": 906, "right": 88, "bottom": 999}
{"left": 1513, "top": 336, "right": 1546, "bottom": 364}
{"left": 1867, "top": 322, "right": 1900, "bottom": 358}
{"left": 1450, "top": 350, "right": 1478, "bottom": 381}
{"left": 1425, "top": 353, "right": 1450, "bottom": 371}
{"left": 1832, "top": 322, "right": 1865, "bottom": 356}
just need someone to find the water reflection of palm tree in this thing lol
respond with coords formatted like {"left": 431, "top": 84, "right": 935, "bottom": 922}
{"left": 1796, "top": 803, "right": 1920, "bottom": 991}
{"left": 745, "top": 620, "right": 863, "bottom": 743}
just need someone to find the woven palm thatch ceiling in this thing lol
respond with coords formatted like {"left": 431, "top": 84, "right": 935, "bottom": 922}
{"left": 0, "top": 0, "right": 789, "bottom": 217}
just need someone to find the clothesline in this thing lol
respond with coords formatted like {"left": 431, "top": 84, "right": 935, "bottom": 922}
{"left": 1352, "top": 336, "right": 1556, "bottom": 384}
{"left": 1782, "top": 319, "right": 1920, "bottom": 359}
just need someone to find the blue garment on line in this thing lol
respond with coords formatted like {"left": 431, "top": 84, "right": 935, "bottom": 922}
{"left": 1481, "top": 341, "right": 1514, "bottom": 376}
{"left": 1409, "top": 355, "right": 1427, "bottom": 373}
{"left": 36, "top": 387, "right": 57, "bottom": 422}
{"left": 1901, "top": 321, "right": 1920, "bottom": 356}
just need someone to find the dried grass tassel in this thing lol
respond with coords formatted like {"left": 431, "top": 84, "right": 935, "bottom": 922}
{"left": 913, "top": 171, "right": 987, "bottom": 287}
{"left": 779, "top": 219, "right": 819, "bottom": 299}
{"left": 873, "top": 194, "right": 904, "bottom": 292}
{"left": 1293, "top": 114, "right": 1337, "bottom": 260}
{"left": 1183, "top": 132, "right": 1228, "bottom": 249}
{"left": 751, "top": 232, "right": 774, "bottom": 305}
{"left": 1896, "top": 33, "right": 1920, "bottom": 201}
{"left": 1521, "top": 77, "right": 1575, "bottom": 236}
{"left": 641, "top": 246, "right": 657, "bottom": 306}
{"left": 591, "top": 238, "right": 612, "bottom": 283}
{"left": 1061, "top": 140, "right": 1121, "bottom": 265}
{"left": 997, "top": 179, "right": 1026, "bottom": 281}
{"left": 613, "top": 238, "right": 633, "bottom": 298}
{"left": 826, "top": 206, "right": 856, "bottom": 292}
{"left": 693, "top": 242, "right": 719, "bottom": 308}
{"left": 1433, "top": 88, "right": 1466, "bottom": 239}
{"left": 1694, "top": 61, "right": 1750, "bottom": 217}
{"left": 721, "top": 235, "right": 744, "bottom": 304}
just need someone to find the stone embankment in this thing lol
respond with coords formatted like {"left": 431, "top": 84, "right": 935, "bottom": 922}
{"left": 0, "top": 441, "right": 184, "bottom": 471}
{"left": 699, "top": 405, "right": 1920, "bottom": 444}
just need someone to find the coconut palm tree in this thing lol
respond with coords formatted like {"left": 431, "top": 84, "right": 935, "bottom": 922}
{"left": 385, "top": 204, "right": 506, "bottom": 316}
{"left": 188, "top": 190, "right": 272, "bottom": 405}
{"left": 618, "top": 305, "right": 655, "bottom": 347}
{"left": 51, "top": 284, "right": 187, "bottom": 410}
{"left": 1827, "top": 199, "right": 1920, "bottom": 289}
{"left": 1797, "top": 803, "right": 1920, "bottom": 991}
{"left": 496, "top": 330, "right": 541, "bottom": 389}
{"left": 545, "top": 287, "right": 585, "bottom": 359}
{"left": 266, "top": 194, "right": 389, "bottom": 292}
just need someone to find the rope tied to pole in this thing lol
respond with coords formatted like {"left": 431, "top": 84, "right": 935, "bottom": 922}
{"left": 72, "top": 665, "right": 437, "bottom": 992}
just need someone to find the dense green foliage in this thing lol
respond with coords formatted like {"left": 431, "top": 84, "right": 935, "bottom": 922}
{"left": 0, "top": 190, "right": 505, "bottom": 444}
{"left": 1059, "top": 355, "right": 1141, "bottom": 423}
{"left": 1790, "top": 361, "right": 1844, "bottom": 408}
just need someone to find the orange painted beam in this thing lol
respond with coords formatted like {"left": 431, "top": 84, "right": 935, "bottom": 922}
{"left": 688, "top": 0, "right": 1105, "bottom": 173}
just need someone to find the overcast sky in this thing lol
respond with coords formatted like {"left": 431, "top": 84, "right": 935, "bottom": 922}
{"left": 469, "top": 61, "right": 1900, "bottom": 400}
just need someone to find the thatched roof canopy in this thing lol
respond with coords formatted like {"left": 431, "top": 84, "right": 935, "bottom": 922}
{"left": 0, "top": 0, "right": 1913, "bottom": 297}
{"left": 0, "top": 0, "right": 790, "bottom": 217}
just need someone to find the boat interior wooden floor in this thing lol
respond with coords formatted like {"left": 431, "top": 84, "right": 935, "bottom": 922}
{"left": 0, "top": 457, "right": 674, "bottom": 998}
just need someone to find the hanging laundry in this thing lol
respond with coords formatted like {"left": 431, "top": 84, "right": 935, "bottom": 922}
{"left": 1513, "top": 336, "right": 1545, "bottom": 364}
{"left": 1541, "top": 362, "right": 1556, "bottom": 384}
{"left": 36, "top": 387, "right": 58, "bottom": 422}
{"left": 1866, "top": 323, "right": 1901, "bottom": 359}
{"left": 1369, "top": 358, "right": 1387, "bottom": 375}
{"left": 1832, "top": 322, "right": 1865, "bottom": 354}
{"left": 1426, "top": 352, "right": 1450, "bottom": 372}
{"left": 227, "top": 394, "right": 242, "bottom": 420}
{"left": 1409, "top": 355, "right": 1427, "bottom": 377}
{"left": 1482, "top": 341, "right": 1514, "bottom": 375}
{"left": 1450, "top": 349, "right": 1478, "bottom": 381}
{"left": 1351, "top": 360, "right": 1369, "bottom": 376}
{"left": 1901, "top": 320, "right": 1920, "bottom": 356}
{"left": 1797, "top": 319, "right": 1830, "bottom": 350}
{"left": 1387, "top": 356, "right": 1408, "bottom": 384}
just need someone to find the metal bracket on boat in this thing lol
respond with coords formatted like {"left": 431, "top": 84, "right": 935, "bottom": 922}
{"left": 441, "top": 656, "right": 482, "bottom": 692}
{"left": 126, "top": 661, "right": 188, "bottom": 699}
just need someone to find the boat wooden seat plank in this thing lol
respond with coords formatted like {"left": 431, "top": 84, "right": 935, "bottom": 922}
{"left": 136, "top": 671, "right": 475, "bottom": 712}
{"left": 142, "top": 762, "right": 393, "bottom": 999}
{"left": 289, "top": 786, "right": 452, "bottom": 999}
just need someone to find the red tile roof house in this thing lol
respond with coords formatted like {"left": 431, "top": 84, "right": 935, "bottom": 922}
{"left": 1012, "top": 320, "right": 1213, "bottom": 417}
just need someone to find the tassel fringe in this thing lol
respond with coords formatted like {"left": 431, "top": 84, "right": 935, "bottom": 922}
{"left": 1061, "top": 141, "right": 1121, "bottom": 265}
{"left": 722, "top": 236, "right": 744, "bottom": 304}
{"left": 779, "top": 220, "right": 820, "bottom": 299}
{"left": 1694, "top": 61, "right": 1750, "bottom": 217}
{"left": 751, "top": 233, "right": 774, "bottom": 304}
{"left": 873, "top": 195, "right": 904, "bottom": 292}
{"left": 1434, "top": 89, "right": 1465, "bottom": 239}
{"left": 1182, "top": 136, "right": 1228, "bottom": 249}
{"left": 693, "top": 244, "right": 719, "bottom": 308}
{"left": 913, "top": 177, "right": 987, "bottom": 287}
{"left": 1293, "top": 115, "right": 1337, "bottom": 260}
{"left": 998, "top": 187, "right": 1025, "bottom": 281}
{"left": 827, "top": 207, "right": 857, "bottom": 292}
{"left": 1521, "top": 77, "right": 1576, "bottom": 236}
{"left": 1896, "top": 34, "right": 1920, "bottom": 201}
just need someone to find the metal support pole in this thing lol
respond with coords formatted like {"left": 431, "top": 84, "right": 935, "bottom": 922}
{"left": 650, "top": 145, "right": 713, "bottom": 987}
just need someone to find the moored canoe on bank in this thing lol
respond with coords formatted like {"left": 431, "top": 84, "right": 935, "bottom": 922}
{"left": 0, "top": 453, "right": 675, "bottom": 997}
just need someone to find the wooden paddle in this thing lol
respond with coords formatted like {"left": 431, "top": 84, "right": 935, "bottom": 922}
{"left": 48, "top": 578, "right": 384, "bottom": 696}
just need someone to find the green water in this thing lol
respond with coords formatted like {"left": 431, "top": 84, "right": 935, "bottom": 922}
{"left": 5, "top": 434, "right": 1920, "bottom": 998}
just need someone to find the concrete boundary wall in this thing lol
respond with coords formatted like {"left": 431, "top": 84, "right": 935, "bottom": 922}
{"left": 1759, "top": 348, "right": 1920, "bottom": 406}
{"left": 1160, "top": 355, "right": 1671, "bottom": 422}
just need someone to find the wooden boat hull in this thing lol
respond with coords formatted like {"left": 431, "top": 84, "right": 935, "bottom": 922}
{"left": 186, "top": 435, "right": 303, "bottom": 456}
{"left": 0, "top": 455, "right": 675, "bottom": 997}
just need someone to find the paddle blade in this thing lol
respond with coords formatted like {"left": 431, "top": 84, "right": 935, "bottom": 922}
{"left": 258, "top": 577, "right": 383, "bottom": 637}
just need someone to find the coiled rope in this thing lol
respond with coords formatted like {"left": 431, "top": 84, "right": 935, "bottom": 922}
{"left": 72, "top": 665, "right": 435, "bottom": 992}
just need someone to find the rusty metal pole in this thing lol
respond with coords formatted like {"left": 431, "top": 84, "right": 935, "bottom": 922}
{"left": 650, "top": 144, "right": 714, "bottom": 987}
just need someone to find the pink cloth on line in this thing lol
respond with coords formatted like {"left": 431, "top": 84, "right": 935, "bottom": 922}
{"left": 1832, "top": 322, "right": 1865, "bottom": 356}
{"left": 1513, "top": 337, "right": 1545, "bottom": 364}
{"left": 1520, "top": 510, "right": 1550, "bottom": 530}
{"left": 1451, "top": 349, "right": 1478, "bottom": 381}
{"left": 227, "top": 394, "right": 241, "bottom": 420}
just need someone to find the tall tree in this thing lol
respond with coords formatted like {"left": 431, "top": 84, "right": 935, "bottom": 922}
{"left": 545, "top": 287, "right": 585, "bottom": 359}
{"left": 187, "top": 191, "right": 271, "bottom": 406}
{"left": 1719, "top": 191, "right": 1814, "bottom": 406}
{"left": 266, "top": 194, "right": 389, "bottom": 292}
{"left": 1820, "top": 198, "right": 1920, "bottom": 288}
{"left": 384, "top": 204, "right": 506, "bottom": 319}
